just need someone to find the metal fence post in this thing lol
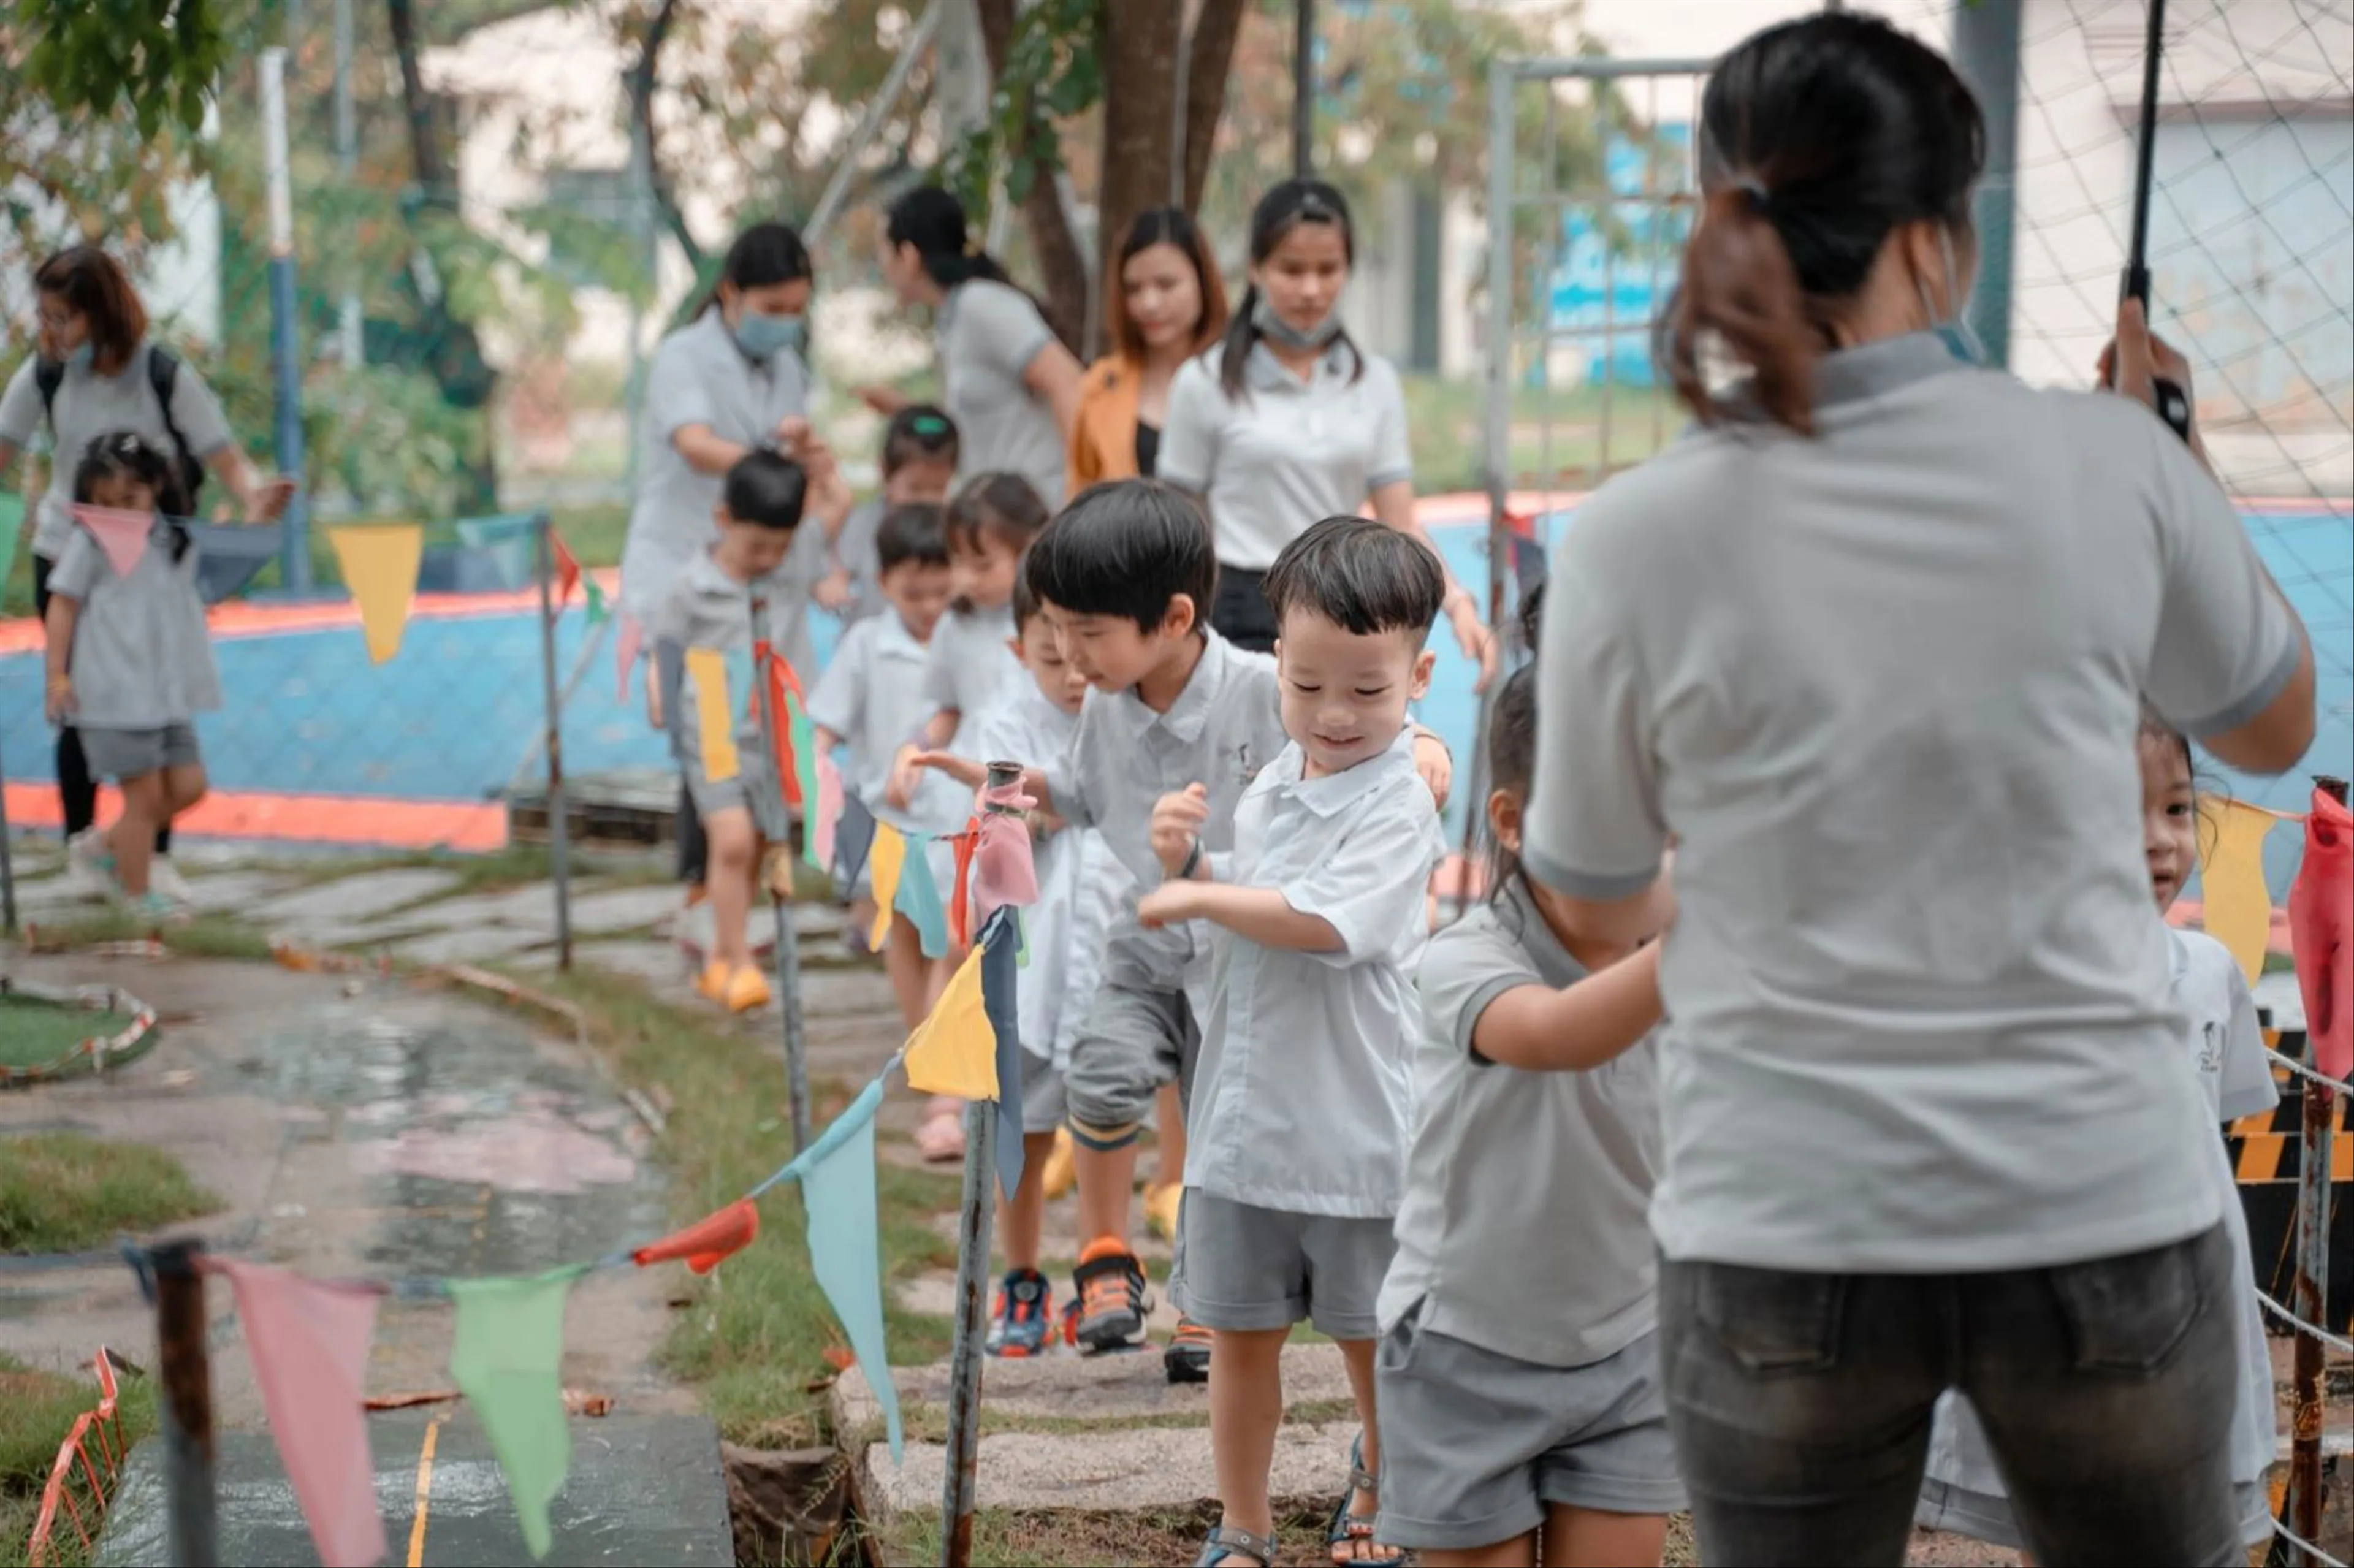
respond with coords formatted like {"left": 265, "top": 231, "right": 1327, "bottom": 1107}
{"left": 748, "top": 595, "right": 812, "bottom": 1157}
{"left": 150, "top": 1241, "right": 216, "bottom": 1568}
{"left": 0, "top": 747, "right": 18, "bottom": 935}
{"left": 533, "top": 512, "right": 573, "bottom": 970}
{"left": 940, "top": 764, "right": 1019, "bottom": 1568}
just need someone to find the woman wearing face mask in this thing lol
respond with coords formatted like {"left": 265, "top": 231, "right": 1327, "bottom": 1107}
{"left": 866, "top": 186, "right": 1082, "bottom": 509}
{"left": 1065, "top": 205, "right": 1228, "bottom": 493}
{"left": 1523, "top": 15, "right": 2315, "bottom": 1566}
{"left": 619, "top": 219, "right": 850, "bottom": 954}
{"left": 1157, "top": 180, "right": 1494, "bottom": 684}
{"left": 0, "top": 245, "right": 294, "bottom": 906}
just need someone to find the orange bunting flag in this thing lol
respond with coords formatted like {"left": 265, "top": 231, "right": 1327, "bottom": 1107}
{"left": 903, "top": 943, "right": 999, "bottom": 1100}
{"left": 326, "top": 523, "right": 425, "bottom": 663}
{"left": 684, "top": 647, "right": 741, "bottom": 783}
{"left": 950, "top": 821, "right": 981, "bottom": 950}
{"left": 867, "top": 824, "right": 907, "bottom": 951}
{"left": 2198, "top": 796, "right": 2284, "bottom": 986}
{"left": 550, "top": 528, "right": 582, "bottom": 606}
{"left": 632, "top": 1199, "right": 759, "bottom": 1275}
{"left": 755, "top": 642, "right": 806, "bottom": 809}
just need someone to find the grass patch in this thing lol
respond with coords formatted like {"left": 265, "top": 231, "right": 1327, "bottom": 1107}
{"left": 0, "top": 998, "right": 139, "bottom": 1073}
{"left": 515, "top": 962, "right": 960, "bottom": 1447}
{"left": 0, "top": 1354, "right": 160, "bottom": 1568}
{"left": 0, "top": 1133, "right": 222, "bottom": 1255}
{"left": 21, "top": 910, "right": 273, "bottom": 964}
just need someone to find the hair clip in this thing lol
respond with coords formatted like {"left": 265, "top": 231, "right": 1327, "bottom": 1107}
{"left": 1732, "top": 175, "right": 1773, "bottom": 215}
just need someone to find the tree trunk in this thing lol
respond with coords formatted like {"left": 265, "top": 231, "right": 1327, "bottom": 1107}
{"left": 972, "top": 0, "right": 1091, "bottom": 354}
{"left": 625, "top": 0, "right": 703, "bottom": 273}
{"left": 1094, "top": 0, "right": 1181, "bottom": 299}
{"left": 386, "top": 0, "right": 452, "bottom": 195}
{"left": 1181, "top": 0, "right": 1248, "bottom": 214}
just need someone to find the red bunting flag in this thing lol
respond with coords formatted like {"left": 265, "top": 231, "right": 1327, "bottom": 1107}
{"left": 950, "top": 820, "right": 981, "bottom": 950}
{"left": 753, "top": 641, "right": 806, "bottom": 809}
{"left": 549, "top": 528, "right": 582, "bottom": 607}
{"left": 631, "top": 1199, "right": 760, "bottom": 1275}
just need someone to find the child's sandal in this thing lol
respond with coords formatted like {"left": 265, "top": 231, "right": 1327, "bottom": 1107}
{"left": 1327, "top": 1433, "right": 1407, "bottom": 1566}
{"left": 1195, "top": 1524, "right": 1274, "bottom": 1567}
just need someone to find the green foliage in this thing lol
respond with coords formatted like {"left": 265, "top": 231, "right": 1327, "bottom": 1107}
{"left": 939, "top": 0, "right": 1103, "bottom": 215}
{"left": 13, "top": 0, "right": 229, "bottom": 137}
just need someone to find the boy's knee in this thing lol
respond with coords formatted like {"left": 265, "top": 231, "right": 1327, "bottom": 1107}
{"left": 704, "top": 807, "right": 756, "bottom": 861}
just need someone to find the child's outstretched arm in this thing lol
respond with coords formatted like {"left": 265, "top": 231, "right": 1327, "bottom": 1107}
{"left": 1469, "top": 944, "right": 1664, "bottom": 1073}
{"left": 1137, "top": 881, "right": 1343, "bottom": 953}
{"left": 42, "top": 593, "right": 80, "bottom": 722}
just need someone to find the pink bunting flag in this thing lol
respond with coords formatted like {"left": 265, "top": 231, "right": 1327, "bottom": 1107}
{"left": 71, "top": 504, "right": 154, "bottom": 578}
{"left": 812, "top": 752, "right": 845, "bottom": 873}
{"left": 975, "top": 781, "right": 1040, "bottom": 919}
{"left": 2288, "top": 783, "right": 2350, "bottom": 1083}
{"left": 615, "top": 614, "right": 644, "bottom": 703}
{"left": 208, "top": 1260, "right": 387, "bottom": 1568}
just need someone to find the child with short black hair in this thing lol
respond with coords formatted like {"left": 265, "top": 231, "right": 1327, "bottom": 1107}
{"left": 649, "top": 448, "right": 812, "bottom": 1011}
{"left": 1132, "top": 514, "right": 1447, "bottom": 1568}
{"left": 818, "top": 404, "right": 959, "bottom": 623}
{"left": 40, "top": 431, "right": 213, "bottom": 918}
{"left": 1375, "top": 653, "right": 1680, "bottom": 1568}
{"left": 808, "top": 500, "right": 970, "bottom": 1132}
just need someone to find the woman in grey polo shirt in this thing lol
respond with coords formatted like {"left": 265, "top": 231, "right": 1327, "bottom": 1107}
{"left": 1158, "top": 180, "right": 1492, "bottom": 685}
{"left": 869, "top": 186, "right": 1080, "bottom": 509}
{"left": 1, "top": 245, "right": 292, "bottom": 904}
{"left": 1525, "top": 16, "right": 2316, "bottom": 1567}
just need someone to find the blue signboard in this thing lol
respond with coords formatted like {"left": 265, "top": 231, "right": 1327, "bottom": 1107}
{"left": 1545, "top": 124, "right": 1694, "bottom": 388}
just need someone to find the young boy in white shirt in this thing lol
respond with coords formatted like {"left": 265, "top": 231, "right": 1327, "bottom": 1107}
{"left": 1132, "top": 516, "right": 1447, "bottom": 1568}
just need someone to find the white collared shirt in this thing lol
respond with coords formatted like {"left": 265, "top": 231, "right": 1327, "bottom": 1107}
{"left": 806, "top": 611, "right": 968, "bottom": 837}
{"left": 925, "top": 600, "right": 1024, "bottom": 724}
{"left": 1183, "top": 732, "right": 1444, "bottom": 1218}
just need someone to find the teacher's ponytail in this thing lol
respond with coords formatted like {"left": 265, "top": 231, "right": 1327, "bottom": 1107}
{"left": 886, "top": 186, "right": 1015, "bottom": 292}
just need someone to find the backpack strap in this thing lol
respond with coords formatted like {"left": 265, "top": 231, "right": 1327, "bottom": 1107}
{"left": 147, "top": 345, "right": 191, "bottom": 463}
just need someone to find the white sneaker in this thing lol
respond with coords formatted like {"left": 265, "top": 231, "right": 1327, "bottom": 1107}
{"left": 148, "top": 856, "right": 194, "bottom": 905}
{"left": 64, "top": 829, "right": 114, "bottom": 896}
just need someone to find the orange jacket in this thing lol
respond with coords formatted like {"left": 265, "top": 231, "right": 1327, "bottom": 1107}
{"left": 1067, "top": 356, "right": 1146, "bottom": 496}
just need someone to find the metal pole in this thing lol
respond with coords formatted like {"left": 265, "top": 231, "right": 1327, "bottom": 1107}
{"left": 2285, "top": 772, "right": 2345, "bottom": 1567}
{"left": 806, "top": 0, "right": 945, "bottom": 248}
{"left": 333, "top": 0, "right": 362, "bottom": 371}
{"left": 0, "top": 746, "right": 17, "bottom": 935}
{"left": 151, "top": 1241, "right": 217, "bottom": 1568}
{"left": 534, "top": 514, "right": 573, "bottom": 970}
{"left": 940, "top": 765, "right": 1019, "bottom": 1568}
{"left": 503, "top": 615, "right": 611, "bottom": 799}
{"left": 1292, "top": 0, "right": 1315, "bottom": 177}
{"left": 1952, "top": 1, "right": 2021, "bottom": 368}
{"left": 260, "top": 49, "right": 312, "bottom": 592}
{"left": 749, "top": 595, "right": 812, "bottom": 1156}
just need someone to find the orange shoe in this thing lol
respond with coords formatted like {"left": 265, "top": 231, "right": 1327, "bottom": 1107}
{"left": 1072, "top": 1235, "right": 1149, "bottom": 1353}
{"left": 696, "top": 961, "right": 771, "bottom": 1014}
{"left": 1041, "top": 1127, "right": 1077, "bottom": 1199}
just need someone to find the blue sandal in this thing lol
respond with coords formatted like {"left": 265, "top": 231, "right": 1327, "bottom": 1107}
{"left": 1196, "top": 1523, "right": 1274, "bottom": 1566}
{"left": 1327, "top": 1433, "right": 1408, "bottom": 1566}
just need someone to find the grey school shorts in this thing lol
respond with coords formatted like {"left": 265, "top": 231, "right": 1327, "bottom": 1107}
{"left": 1170, "top": 1190, "right": 1394, "bottom": 1341}
{"left": 79, "top": 722, "right": 201, "bottom": 782}
{"left": 1376, "top": 1308, "right": 1685, "bottom": 1548}
{"left": 678, "top": 747, "right": 757, "bottom": 823}
{"left": 1062, "top": 981, "right": 1192, "bottom": 1141}
{"left": 1018, "top": 1054, "right": 1066, "bottom": 1138}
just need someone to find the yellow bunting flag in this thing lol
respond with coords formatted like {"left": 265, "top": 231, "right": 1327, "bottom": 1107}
{"left": 2199, "top": 796, "right": 2283, "bottom": 986}
{"left": 867, "top": 824, "right": 907, "bottom": 951}
{"left": 903, "top": 944, "right": 999, "bottom": 1100}
{"left": 683, "top": 648, "right": 740, "bottom": 784}
{"left": 325, "top": 523, "right": 424, "bottom": 663}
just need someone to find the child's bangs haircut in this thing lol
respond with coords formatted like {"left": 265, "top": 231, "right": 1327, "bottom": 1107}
{"left": 1261, "top": 516, "right": 1446, "bottom": 645}
{"left": 945, "top": 471, "right": 1051, "bottom": 553}
{"left": 723, "top": 449, "right": 809, "bottom": 530}
{"left": 1024, "top": 480, "right": 1216, "bottom": 633}
{"left": 875, "top": 501, "right": 950, "bottom": 572}
{"left": 884, "top": 405, "right": 959, "bottom": 474}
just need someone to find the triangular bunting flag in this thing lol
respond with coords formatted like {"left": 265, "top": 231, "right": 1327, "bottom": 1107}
{"left": 758, "top": 650, "right": 804, "bottom": 809}
{"left": 903, "top": 944, "right": 998, "bottom": 1100}
{"left": 584, "top": 574, "right": 609, "bottom": 623}
{"left": 2288, "top": 784, "right": 2350, "bottom": 1082}
{"left": 980, "top": 911, "right": 1026, "bottom": 1201}
{"left": 950, "top": 824, "right": 981, "bottom": 951}
{"left": 796, "top": 1088, "right": 903, "bottom": 1463}
{"left": 807, "top": 753, "right": 844, "bottom": 874}
{"left": 550, "top": 528, "right": 582, "bottom": 607}
{"left": 72, "top": 504, "right": 154, "bottom": 579}
{"left": 2196, "top": 796, "right": 2283, "bottom": 986}
{"left": 615, "top": 615, "right": 643, "bottom": 703}
{"left": 326, "top": 523, "right": 424, "bottom": 663}
{"left": 211, "top": 1261, "right": 386, "bottom": 1568}
{"left": 790, "top": 695, "right": 821, "bottom": 819}
{"left": 975, "top": 812, "right": 1040, "bottom": 921}
{"left": 834, "top": 792, "right": 877, "bottom": 893}
{"left": 684, "top": 647, "right": 741, "bottom": 785}
{"left": 781, "top": 1074, "right": 885, "bottom": 1184}
{"left": 894, "top": 837, "right": 950, "bottom": 959}
{"left": 448, "top": 1266, "right": 585, "bottom": 1560}
{"left": 187, "top": 521, "right": 283, "bottom": 604}
{"left": 632, "top": 1199, "right": 759, "bottom": 1275}
{"left": 867, "top": 824, "right": 908, "bottom": 951}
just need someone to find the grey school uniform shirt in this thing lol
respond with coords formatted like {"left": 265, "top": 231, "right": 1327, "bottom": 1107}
{"left": 925, "top": 600, "right": 1022, "bottom": 724}
{"left": 47, "top": 520, "right": 221, "bottom": 728}
{"left": 1042, "top": 630, "right": 1289, "bottom": 1006}
{"left": 937, "top": 280, "right": 1065, "bottom": 507}
{"left": 1185, "top": 731, "right": 1444, "bottom": 1219}
{"left": 805, "top": 611, "right": 969, "bottom": 840}
{"left": 619, "top": 310, "right": 826, "bottom": 662}
{"left": 0, "top": 343, "right": 236, "bottom": 560}
{"left": 1526, "top": 331, "right": 2304, "bottom": 1275}
{"left": 647, "top": 548, "right": 812, "bottom": 807}
{"left": 1382, "top": 878, "right": 1661, "bottom": 1368}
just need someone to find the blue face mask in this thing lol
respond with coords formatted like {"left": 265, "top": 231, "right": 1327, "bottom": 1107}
{"left": 733, "top": 310, "right": 805, "bottom": 361}
{"left": 1252, "top": 295, "right": 1341, "bottom": 352}
{"left": 63, "top": 341, "right": 94, "bottom": 371}
{"left": 1922, "top": 227, "right": 1985, "bottom": 366}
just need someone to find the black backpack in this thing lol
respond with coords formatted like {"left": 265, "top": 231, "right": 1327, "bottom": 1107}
{"left": 34, "top": 344, "right": 207, "bottom": 514}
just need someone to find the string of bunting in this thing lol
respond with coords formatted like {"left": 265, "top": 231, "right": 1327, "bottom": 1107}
{"left": 124, "top": 800, "right": 1041, "bottom": 1567}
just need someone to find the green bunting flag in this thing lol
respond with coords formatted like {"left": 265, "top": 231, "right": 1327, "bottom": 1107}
{"left": 448, "top": 1266, "right": 587, "bottom": 1559}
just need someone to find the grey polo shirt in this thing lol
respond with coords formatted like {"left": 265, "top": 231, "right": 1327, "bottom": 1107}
{"left": 1157, "top": 340, "right": 1414, "bottom": 571}
{"left": 0, "top": 342, "right": 236, "bottom": 560}
{"left": 1043, "top": 630, "right": 1289, "bottom": 998}
{"left": 1526, "top": 331, "right": 2304, "bottom": 1274}
{"left": 1382, "top": 879, "right": 1661, "bottom": 1367}
{"left": 937, "top": 280, "right": 1065, "bottom": 508}
{"left": 618, "top": 310, "right": 817, "bottom": 624}
{"left": 924, "top": 599, "right": 1021, "bottom": 723}
{"left": 47, "top": 520, "right": 222, "bottom": 728}
{"left": 804, "top": 609, "right": 969, "bottom": 839}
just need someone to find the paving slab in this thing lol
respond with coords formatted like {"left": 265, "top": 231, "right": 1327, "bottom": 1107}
{"left": 556, "top": 882, "right": 693, "bottom": 935}
{"left": 390, "top": 926, "right": 551, "bottom": 965}
{"left": 855, "top": 1420, "right": 1356, "bottom": 1521}
{"left": 170, "top": 869, "right": 305, "bottom": 916}
{"left": 245, "top": 867, "right": 465, "bottom": 926}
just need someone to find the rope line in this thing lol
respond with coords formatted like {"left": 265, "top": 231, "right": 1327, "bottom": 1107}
{"left": 2255, "top": 1287, "right": 2354, "bottom": 1355}
{"left": 2264, "top": 1045, "right": 2354, "bottom": 1098}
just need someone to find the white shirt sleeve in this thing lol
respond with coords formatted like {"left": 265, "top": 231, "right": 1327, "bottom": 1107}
{"left": 0, "top": 358, "right": 40, "bottom": 448}
{"left": 2140, "top": 413, "right": 2303, "bottom": 740}
{"left": 46, "top": 529, "right": 103, "bottom": 599}
{"left": 958, "top": 281, "right": 1055, "bottom": 385}
{"left": 164, "top": 354, "right": 235, "bottom": 457}
{"left": 2215, "top": 962, "right": 2281, "bottom": 1123}
{"left": 1042, "top": 701, "right": 1099, "bottom": 831}
{"left": 806, "top": 620, "right": 867, "bottom": 752}
{"left": 1525, "top": 550, "right": 1667, "bottom": 899}
{"left": 1276, "top": 780, "right": 1442, "bottom": 966}
{"left": 1366, "top": 358, "right": 1414, "bottom": 491}
{"left": 1156, "top": 356, "right": 1221, "bottom": 493}
{"left": 923, "top": 630, "right": 962, "bottom": 714}
{"left": 645, "top": 331, "right": 719, "bottom": 442}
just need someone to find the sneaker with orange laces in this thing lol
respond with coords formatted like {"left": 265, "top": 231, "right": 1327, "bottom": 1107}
{"left": 695, "top": 960, "right": 771, "bottom": 1014}
{"left": 1164, "top": 1314, "right": 1211, "bottom": 1384}
{"left": 1071, "top": 1236, "right": 1150, "bottom": 1354}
